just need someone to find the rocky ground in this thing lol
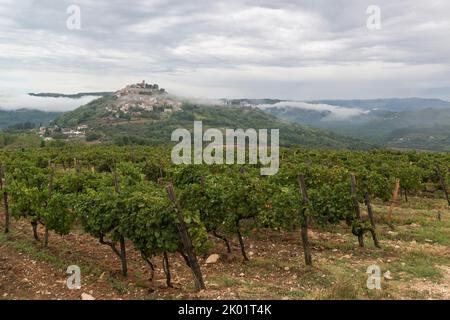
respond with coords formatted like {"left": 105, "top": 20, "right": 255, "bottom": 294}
{"left": 1, "top": 196, "right": 449, "bottom": 300}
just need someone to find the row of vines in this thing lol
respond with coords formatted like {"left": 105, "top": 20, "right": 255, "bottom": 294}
{"left": 0, "top": 146, "right": 449, "bottom": 291}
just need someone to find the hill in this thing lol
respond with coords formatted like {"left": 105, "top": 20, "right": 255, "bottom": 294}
{"left": 0, "top": 108, "right": 61, "bottom": 129}
{"left": 52, "top": 82, "right": 372, "bottom": 149}
{"left": 28, "top": 92, "right": 113, "bottom": 99}
{"left": 262, "top": 99, "right": 450, "bottom": 151}
{"left": 306, "top": 98, "right": 450, "bottom": 112}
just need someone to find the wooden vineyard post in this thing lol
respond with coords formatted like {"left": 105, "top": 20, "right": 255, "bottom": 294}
{"left": 166, "top": 183, "right": 206, "bottom": 291}
{"left": 387, "top": 179, "right": 400, "bottom": 229}
{"left": 111, "top": 161, "right": 128, "bottom": 277}
{"left": 235, "top": 168, "right": 249, "bottom": 261}
{"left": 297, "top": 174, "right": 312, "bottom": 267}
{"left": 44, "top": 162, "right": 55, "bottom": 247}
{"left": 112, "top": 160, "right": 120, "bottom": 193}
{"left": 364, "top": 192, "right": 381, "bottom": 248}
{"left": 436, "top": 166, "right": 450, "bottom": 207}
{"left": 119, "top": 235, "right": 128, "bottom": 277}
{"left": 235, "top": 219, "right": 249, "bottom": 261}
{"left": 162, "top": 251, "right": 173, "bottom": 288}
{"left": 0, "top": 165, "right": 10, "bottom": 234}
{"left": 350, "top": 173, "right": 364, "bottom": 247}
{"left": 159, "top": 166, "right": 164, "bottom": 180}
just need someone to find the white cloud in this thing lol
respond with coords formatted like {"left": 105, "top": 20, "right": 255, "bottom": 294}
{"left": 258, "top": 101, "right": 367, "bottom": 120}
{"left": 0, "top": 92, "right": 101, "bottom": 112}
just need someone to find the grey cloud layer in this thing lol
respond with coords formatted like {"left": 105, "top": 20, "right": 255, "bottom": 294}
{"left": 1, "top": 0, "right": 450, "bottom": 105}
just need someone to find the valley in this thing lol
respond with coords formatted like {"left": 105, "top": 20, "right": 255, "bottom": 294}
{"left": 2, "top": 84, "right": 450, "bottom": 152}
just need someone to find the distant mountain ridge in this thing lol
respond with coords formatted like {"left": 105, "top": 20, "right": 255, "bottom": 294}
{"left": 306, "top": 98, "right": 450, "bottom": 112}
{"left": 261, "top": 98, "right": 450, "bottom": 151}
{"left": 223, "top": 97, "right": 450, "bottom": 111}
{"left": 28, "top": 92, "right": 113, "bottom": 99}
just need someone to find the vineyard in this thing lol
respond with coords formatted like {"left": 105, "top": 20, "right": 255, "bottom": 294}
{"left": 0, "top": 145, "right": 449, "bottom": 299}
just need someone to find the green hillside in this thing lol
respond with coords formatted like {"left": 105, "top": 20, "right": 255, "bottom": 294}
{"left": 385, "top": 125, "right": 450, "bottom": 151}
{"left": 53, "top": 96, "right": 372, "bottom": 150}
{"left": 264, "top": 104, "right": 450, "bottom": 151}
{"left": 0, "top": 108, "right": 60, "bottom": 129}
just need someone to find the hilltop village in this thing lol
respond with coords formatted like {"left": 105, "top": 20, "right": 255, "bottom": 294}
{"left": 107, "top": 81, "right": 182, "bottom": 118}
{"left": 38, "top": 81, "right": 183, "bottom": 142}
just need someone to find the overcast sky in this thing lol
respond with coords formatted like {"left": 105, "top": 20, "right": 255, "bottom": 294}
{"left": 1, "top": 0, "right": 450, "bottom": 107}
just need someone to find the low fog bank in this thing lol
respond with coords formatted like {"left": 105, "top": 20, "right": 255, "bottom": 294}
{"left": 258, "top": 101, "right": 368, "bottom": 120}
{"left": 0, "top": 93, "right": 101, "bottom": 112}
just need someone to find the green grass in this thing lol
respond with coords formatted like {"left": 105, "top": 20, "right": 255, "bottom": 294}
{"left": 133, "top": 271, "right": 152, "bottom": 290}
{"left": 389, "top": 251, "right": 444, "bottom": 280}
{"left": 398, "top": 225, "right": 450, "bottom": 245}
{"left": 211, "top": 276, "right": 240, "bottom": 288}
{"left": 0, "top": 230, "right": 106, "bottom": 282}
{"left": 309, "top": 270, "right": 365, "bottom": 300}
{"left": 320, "top": 238, "right": 363, "bottom": 252}
{"left": 108, "top": 277, "right": 128, "bottom": 294}
{"left": 284, "top": 290, "right": 308, "bottom": 299}
{"left": 0, "top": 232, "right": 66, "bottom": 270}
